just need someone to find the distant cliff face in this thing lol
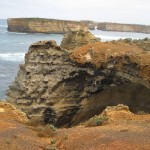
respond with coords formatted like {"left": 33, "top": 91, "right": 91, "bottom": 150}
{"left": 81, "top": 21, "right": 98, "bottom": 30}
{"left": 97, "top": 23, "right": 150, "bottom": 34}
{"left": 7, "top": 18, "right": 88, "bottom": 33}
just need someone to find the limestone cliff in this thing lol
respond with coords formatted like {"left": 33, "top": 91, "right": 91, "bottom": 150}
{"left": 6, "top": 32, "right": 150, "bottom": 127}
{"left": 97, "top": 23, "right": 150, "bottom": 34}
{"left": 7, "top": 18, "right": 87, "bottom": 33}
{"left": 60, "top": 30, "right": 100, "bottom": 51}
{"left": 81, "top": 20, "right": 98, "bottom": 30}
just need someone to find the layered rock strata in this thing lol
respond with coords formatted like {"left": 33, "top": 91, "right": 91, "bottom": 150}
{"left": 97, "top": 23, "right": 150, "bottom": 34}
{"left": 70, "top": 42, "right": 150, "bottom": 88}
{"left": 60, "top": 30, "right": 100, "bottom": 51}
{"left": 7, "top": 18, "right": 87, "bottom": 33}
{"left": 7, "top": 36, "right": 150, "bottom": 127}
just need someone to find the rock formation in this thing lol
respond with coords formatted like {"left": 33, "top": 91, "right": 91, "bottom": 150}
{"left": 6, "top": 31, "right": 150, "bottom": 127}
{"left": 7, "top": 18, "right": 87, "bottom": 33}
{"left": 7, "top": 18, "right": 150, "bottom": 34}
{"left": 81, "top": 20, "right": 150, "bottom": 33}
{"left": 97, "top": 22, "right": 150, "bottom": 34}
{"left": 0, "top": 102, "right": 53, "bottom": 150}
{"left": 0, "top": 101, "right": 150, "bottom": 150}
{"left": 70, "top": 41, "right": 150, "bottom": 88}
{"left": 0, "top": 102, "right": 28, "bottom": 123}
{"left": 60, "top": 30, "right": 100, "bottom": 51}
{"left": 81, "top": 20, "right": 98, "bottom": 30}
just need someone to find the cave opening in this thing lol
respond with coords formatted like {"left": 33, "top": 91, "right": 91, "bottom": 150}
{"left": 71, "top": 83, "right": 150, "bottom": 126}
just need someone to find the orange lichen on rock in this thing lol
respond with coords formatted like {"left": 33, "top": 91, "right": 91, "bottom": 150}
{"left": 70, "top": 41, "right": 150, "bottom": 88}
{"left": 70, "top": 42, "right": 144, "bottom": 66}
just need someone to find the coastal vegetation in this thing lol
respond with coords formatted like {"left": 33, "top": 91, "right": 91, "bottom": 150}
{"left": 118, "top": 38, "right": 150, "bottom": 51}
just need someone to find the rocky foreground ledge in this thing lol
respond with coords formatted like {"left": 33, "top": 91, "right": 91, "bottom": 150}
{"left": 6, "top": 30, "right": 150, "bottom": 128}
{"left": 0, "top": 102, "right": 150, "bottom": 150}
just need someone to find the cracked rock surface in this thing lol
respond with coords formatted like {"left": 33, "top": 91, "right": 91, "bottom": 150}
{"left": 6, "top": 34, "right": 150, "bottom": 127}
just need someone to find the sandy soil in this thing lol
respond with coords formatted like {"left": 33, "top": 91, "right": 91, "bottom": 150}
{"left": 0, "top": 102, "right": 150, "bottom": 150}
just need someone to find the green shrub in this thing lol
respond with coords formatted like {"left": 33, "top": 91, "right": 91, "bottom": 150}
{"left": 49, "top": 124, "right": 57, "bottom": 132}
{"left": 50, "top": 139, "right": 56, "bottom": 145}
{"left": 85, "top": 115, "right": 108, "bottom": 127}
{"left": 144, "top": 37, "right": 149, "bottom": 41}
{"left": 137, "top": 111, "right": 148, "bottom": 115}
{"left": 124, "top": 38, "right": 132, "bottom": 43}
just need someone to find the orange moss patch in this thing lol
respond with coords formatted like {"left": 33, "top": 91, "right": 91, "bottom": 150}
{"left": 70, "top": 41, "right": 150, "bottom": 87}
{"left": 70, "top": 42, "right": 144, "bottom": 66}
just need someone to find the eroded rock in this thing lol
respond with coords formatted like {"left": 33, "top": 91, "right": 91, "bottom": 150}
{"left": 6, "top": 38, "right": 150, "bottom": 127}
{"left": 60, "top": 30, "right": 100, "bottom": 51}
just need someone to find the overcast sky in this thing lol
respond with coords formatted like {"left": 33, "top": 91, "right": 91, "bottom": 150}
{"left": 0, "top": 0, "right": 150, "bottom": 25}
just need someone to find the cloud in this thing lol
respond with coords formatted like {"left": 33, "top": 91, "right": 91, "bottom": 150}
{"left": 0, "top": 0, "right": 149, "bottom": 25}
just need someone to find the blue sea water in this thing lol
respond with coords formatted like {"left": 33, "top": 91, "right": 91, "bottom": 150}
{"left": 0, "top": 19, "right": 63, "bottom": 99}
{"left": 0, "top": 19, "right": 150, "bottom": 99}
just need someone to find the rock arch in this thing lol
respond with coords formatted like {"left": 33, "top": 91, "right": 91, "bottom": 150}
{"left": 6, "top": 34, "right": 150, "bottom": 127}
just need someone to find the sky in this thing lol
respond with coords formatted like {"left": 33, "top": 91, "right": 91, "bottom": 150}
{"left": 0, "top": 0, "right": 150, "bottom": 25}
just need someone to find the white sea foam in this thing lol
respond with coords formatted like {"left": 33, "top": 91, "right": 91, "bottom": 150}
{"left": 8, "top": 32, "right": 27, "bottom": 35}
{"left": 0, "top": 30, "right": 7, "bottom": 33}
{"left": 0, "top": 74, "right": 8, "bottom": 78}
{"left": 94, "top": 34, "right": 139, "bottom": 41}
{"left": 0, "top": 53, "right": 25, "bottom": 61}
{"left": 0, "top": 25, "right": 7, "bottom": 27}
{"left": 18, "top": 42, "right": 24, "bottom": 44}
{"left": 12, "top": 42, "right": 26, "bottom": 45}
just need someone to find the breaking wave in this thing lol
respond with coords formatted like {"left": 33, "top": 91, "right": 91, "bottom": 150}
{"left": 94, "top": 34, "right": 139, "bottom": 41}
{"left": 8, "top": 32, "right": 27, "bottom": 35}
{"left": 0, "top": 25, "right": 7, "bottom": 27}
{"left": 0, "top": 52, "right": 25, "bottom": 61}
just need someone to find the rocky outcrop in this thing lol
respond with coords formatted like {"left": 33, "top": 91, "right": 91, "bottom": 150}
{"left": 81, "top": 20, "right": 98, "bottom": 30}
{"left": 0, "top": 102, "right": 28, "bottom": 123}
{"left": 0, "top": 102, "right": 53, "bottom": 150}
{"left": 6, "top": 34, "right": 150, "bottom": 127}
{"left": 97, "top": 22, "right": 150, "bottom": 34}
{"left": 0, "top": 102, "right": 150, "bottom": 150}
{"left": 70, "top": 42, "right": 150, "bottom": 88}
{"left": 7, "top": 18, "right": 88, "bottom": 33}
{"left": 60, "top": 30, "right": 100, "bottom": 51}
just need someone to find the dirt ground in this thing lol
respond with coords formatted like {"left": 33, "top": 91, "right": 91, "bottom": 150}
{"left": 0, "top": 102, "right": 150, "bottom": 150}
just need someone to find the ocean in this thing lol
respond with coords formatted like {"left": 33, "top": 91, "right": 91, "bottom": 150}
{"left": 0, "top": 19, "right": 150, "bottom": 99}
